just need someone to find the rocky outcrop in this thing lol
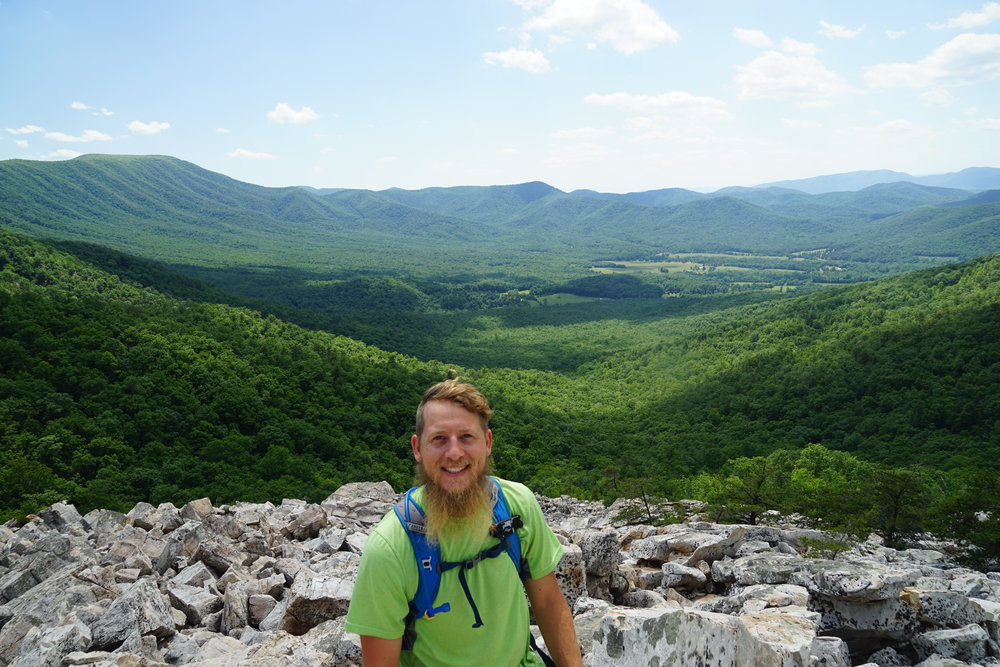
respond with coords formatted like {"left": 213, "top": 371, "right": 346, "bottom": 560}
{"left": 0, "top": 487, "right": 997, "bottom": 666}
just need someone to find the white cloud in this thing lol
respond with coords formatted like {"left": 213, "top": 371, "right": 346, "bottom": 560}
{"left": 781, "top": 118, "right": 823, "bottom": 129}
{"left": 818, "top": 20, "right": 865, "bottom": 39}
{"left": 44, "top": 129, "right": 112, "bottom": 142}
{"left": 216, "top": 127, "right": 231, "bottom": 134}
{"left": 499, "top": 147, "right": 520, "bottom": 154}
{"left": 544, "top": 140, "right": 615, "bottom": 167}
{"left": 482, "top": 47, "right": 551, "bottom": 73}
{"left": 34, "top": 149, "right": 83, "bottom": 160}
{"left": 778, "top": 38, "right": 820, "bottom": 56}
{"left": 840, "top": 119, "right": 926, "bottom": 136}
{"left": 519, "top": 0, "right": 679, "bottom": 55}
{"left": 584, "top": 91, "right": 730, "bottom": 120}
{"left": 733, "top": 28, "right": 773, "bottom": 48}
{"left": 228, "top": 148, "right": 277, "bottom": 160}
{"left": 267, "top": 103, "right": 320, "bottom": 124}
{"left": 14, "top": 139, "right": 28, "bottom": 148}
{"left": 967, "top": 117, "right": 1000, "bottom": 129}
{"left": 71, "top": 101, "right": 114, "bottom": 116}
{"left": 551, "top": 126, "right": 613, "bottom": 139}
{"left": 886, "top": 29, "right": 906, "bottom": 40}
{"left": 128, "top": 120, "right": 170, "bottom": 135}
{"left": 735, "top": 48, "right": 857, "bottom": 101}
{"left": 929, "top": 2, "right": 1000, "bottom": 30}
{"left": 6, "top": 125, "right": 45, "bottom": 135}
{"left": 863, "top": 33, "right": 1000, "bottom": 88}
{"left": 921, "top": 88, "right": 955, "bottom": 107}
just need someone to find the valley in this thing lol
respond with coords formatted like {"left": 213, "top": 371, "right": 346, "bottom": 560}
{"left": 1, "top": 154, "right": 999, "bottom": 559}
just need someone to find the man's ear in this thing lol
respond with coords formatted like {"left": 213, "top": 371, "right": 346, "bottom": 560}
{"left": 411, "top": 434, "right": 421, "bottom": 462}
{"left": 485, "top": 429, "right": 492, "bottom": 455}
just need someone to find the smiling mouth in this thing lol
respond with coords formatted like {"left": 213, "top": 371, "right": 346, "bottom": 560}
{"left": 443, "top": 465, "right": 468, "bottom": 474}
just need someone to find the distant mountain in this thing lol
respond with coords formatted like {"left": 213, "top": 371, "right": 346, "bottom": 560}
{"left": 374, "top": 181, "right": 563, "bottom": 223}
{"left": 757, "top": 167, "right": 1000, "bottom": 195}
{"left": 0, "top": 154, "right": 486, "bottom": 267}
{"left": 941, "top": 189, "right": 1000, "bottom": 207}
{"left": 568, "top": 187, "right": 706, "bottom": 207}
{"left": 2, "top": 154, "right": 999, "bottom": 278}
{"left": 834, "top": 202, "right": 1000, "bottom": 261}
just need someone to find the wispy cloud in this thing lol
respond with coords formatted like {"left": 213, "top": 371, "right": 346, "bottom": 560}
{"left": 840, "top": 119, "right": 928, "bottom": 136}
{"left": 921, "top": 88, "right": 955, "bottom": 107}
{"left": 965, "top": 117, "right": 1000, "bottom": 129}
{"left": 228, "top": 148, "right": 277, "bottom": 160}
{"left": 818, "top": 20, "right": 865, "bottom": 39}
{"left": 781, "top": 118, "right": 823, "bottom": 129}
{"left": 521, "top": 0, "right": 679, "bottom": 54}
{"left": 733, "top": 28, "right": 773, "bottom": 49}
{"left": 267, "top": 103, "right": 320, "bottom": 124}
{"left": 585, "top": 91, "right": 730, "bottom": 120}
{"left": 551, "top": 126, "right": 613, "bottom": 139}
{"left": 128, "top": 120, "right": 170, "bottom": 135}
{"left": 32, "top": 149, "right": 84, "bottom": 160}
{"left": 929, "top": 2, "right": 1000, "bottom": 30}
{"left": 44, "top": 129, "right": 112, "bottom": 143}
{"left": 71, "top": 101, "right": 114, "bottom": 116}
{"left": 734, "top": 32, "right": 858, "bottom": 102}
{"left": 483, "top": 47, "right": 551, "bottom": 73}
{"left": 5, "top": 125, "right": 45, "bottom": 135}
{"left": 864, "top": 33, "right": 1000, "bottom": 89}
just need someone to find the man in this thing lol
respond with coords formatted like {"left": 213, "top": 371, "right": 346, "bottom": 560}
{"left": 345, "top": 379, "right": 582, "bottom": 666}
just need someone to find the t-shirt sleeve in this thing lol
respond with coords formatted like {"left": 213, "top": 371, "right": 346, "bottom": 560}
{"left": 509, "top": 481, "right": 564, "bottom": 581}
{"left": 343, "top": 524, "right": 414, "bottom": 639}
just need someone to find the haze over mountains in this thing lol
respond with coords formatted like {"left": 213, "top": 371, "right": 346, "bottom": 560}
{"left": 754, "top": 166, "right": 1000, "bottom": 195}
{"left": 2, "top": 155, "right": 1000, "bottom": 279}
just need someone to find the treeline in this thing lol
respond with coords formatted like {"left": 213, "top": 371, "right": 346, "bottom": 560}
{"left": 682, "top": 444, "right": 999, "bottom": 569}
{"left": 3, "top": 230, "right": 1000, "bottom": 566}
{"left": 1, "top": 231, "right": 440, "bottom": 520}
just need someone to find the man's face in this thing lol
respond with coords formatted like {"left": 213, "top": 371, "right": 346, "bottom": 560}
{"left": 412, "top": 399, "right": 492, "bottom": 495}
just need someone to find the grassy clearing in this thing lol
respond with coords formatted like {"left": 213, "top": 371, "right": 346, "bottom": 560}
{"left": 535, "top": 293, "right": 604, "bottom": 305}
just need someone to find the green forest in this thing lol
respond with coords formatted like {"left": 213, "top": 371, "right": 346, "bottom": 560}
{"left": 2, "top": 154, "right": 1000, "bottom": 566}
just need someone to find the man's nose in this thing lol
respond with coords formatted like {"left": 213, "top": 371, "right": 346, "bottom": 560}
{"left": 444, "top": 437, "right": 464, "bottom": 458}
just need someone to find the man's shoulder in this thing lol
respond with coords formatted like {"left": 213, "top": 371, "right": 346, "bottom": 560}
{"left": 365, "top": 504, "right": 413, "bottom": 556}
{"left": 493, "top": 477, "right": 543, "bottom": 515}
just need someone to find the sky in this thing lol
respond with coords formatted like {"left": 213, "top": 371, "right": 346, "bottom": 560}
{"left": 2, "top": 1, "right": 999, "bottom": 193}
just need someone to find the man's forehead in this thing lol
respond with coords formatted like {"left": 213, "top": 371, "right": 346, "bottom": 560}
{"left": 422, "top": 400, "right": 486, "bottom": 428}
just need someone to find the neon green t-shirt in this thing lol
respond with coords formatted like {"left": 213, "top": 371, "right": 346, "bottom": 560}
{"left": 344, "top": 478, "right": 564, "bottom": 666}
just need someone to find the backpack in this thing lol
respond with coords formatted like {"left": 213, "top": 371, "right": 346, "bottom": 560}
{"left": 392, "top": 477, "right": 554, "bottom": 665}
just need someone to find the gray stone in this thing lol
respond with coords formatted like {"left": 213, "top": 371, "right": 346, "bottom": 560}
{"left": 900, "top": 587, "right": 989, "bottom": 628}
{"left": 7, "top": 612, "right": 91, "bottom": 667}
{"left": 167, "top": 583, "right": 223, "bottom": 626}
{"left": 278, "top": 572, "right": 354, "bottom": 635}
{"left": 911, "top": 623, "right": 990, "bottom": 662}
{"left": 38, "top": 501, "right": 84, "bottom": 531}
{"left": 170, "top": 561, "right": 216, "bottom": 589}
{"left": 88, "top": 578, "right": 176, "bottom": 649}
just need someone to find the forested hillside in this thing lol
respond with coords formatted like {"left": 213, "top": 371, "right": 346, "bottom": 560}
{"left": 3, "top": 154, "right": 1000, "bottom": 561}
{"left": 0, "top": 231, "right": 443, "bottom": 516}
{"left": 3, "top": 228, "right": 1000, "bottom": 553}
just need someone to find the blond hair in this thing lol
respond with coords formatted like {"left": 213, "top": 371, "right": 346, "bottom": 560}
{"left": 414, "top": 379, "right": 493, "bottom": 436}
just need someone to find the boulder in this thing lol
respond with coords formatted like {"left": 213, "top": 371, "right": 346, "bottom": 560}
{"left": 2, "top": 485, "right": 998, "bottom": 666}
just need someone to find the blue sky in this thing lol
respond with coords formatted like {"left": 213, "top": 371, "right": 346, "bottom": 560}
{"left": 2, "top": 1, "right": 999, "bottom": 192}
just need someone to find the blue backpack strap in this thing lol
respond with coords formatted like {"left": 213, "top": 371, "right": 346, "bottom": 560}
{"left": 489, "top": 477, "right": 530, "bottom": 580}
{"left": 392, "top": 488, "right": 451, "bottom": 621}
{"left": 392, "top": 478, "right": 528, "bottom": 639}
